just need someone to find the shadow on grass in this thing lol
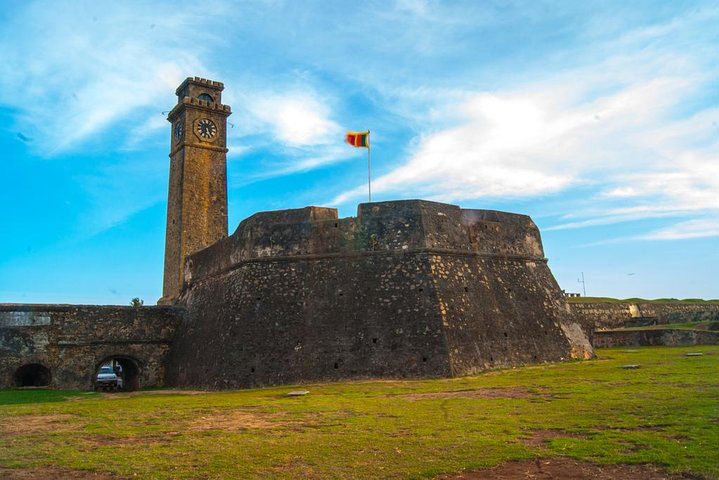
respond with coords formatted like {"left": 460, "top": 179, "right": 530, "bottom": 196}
{"left": 0, "top": 389, "right": 94, "bottom": 405}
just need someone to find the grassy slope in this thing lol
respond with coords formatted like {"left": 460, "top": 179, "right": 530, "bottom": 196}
{"left": 566, "top": 297, "right": 719, "bottom": 304}
{"left": 1, "top": 347, "right": 717, "bottom": 479}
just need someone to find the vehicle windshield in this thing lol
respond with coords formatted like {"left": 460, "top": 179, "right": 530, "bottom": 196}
{"left": 99, "top": 367, "right": 114, "bottom": 374}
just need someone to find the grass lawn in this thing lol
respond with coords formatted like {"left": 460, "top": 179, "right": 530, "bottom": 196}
{"left": 1, "top": 346, "right": 717, "bottom": 479}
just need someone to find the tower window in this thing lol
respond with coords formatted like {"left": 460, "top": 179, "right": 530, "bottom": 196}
{"left": 198, "top": 93, "right": 214, "bottom": 103}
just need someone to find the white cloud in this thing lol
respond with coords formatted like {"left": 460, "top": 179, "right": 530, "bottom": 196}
{"left": 124, "top": 113, "right": 169, "bottom": 149}
{"left": 332, "top": 92, "right": 577, "bottom": 203}
{"left": 224, "top": 87, "right": 350, "bottom": 178}
{"left": 2, "top": 0, "right": 717, "bottom": 245}
{"left": 579, "top": 217, "right": 719, "bottom": 247}
{"left": 333, "top": 71, "right": 700, "bottom": 205}
{"left": 0, "top": 1, "right": 219, "bottom": 154}
{"left": 245, "top": 93, "right": 341, "bottom": 147}
{"left": 331, "top": 24, "right": 719, "bottom": 243}
{"left": 262, "top": 145, "right": 356, "bottom": 176}
{"left": 639, "top": 218, "right": 719, "bottom": 241}
{"left": 548, "top": 154, "right": 719, "bottom": 232}
{"left": 394, "top": 0, "right": 431, "bottom": 16}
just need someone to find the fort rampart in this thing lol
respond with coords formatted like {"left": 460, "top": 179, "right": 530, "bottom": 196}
{"left": 166, "top": 200, "right": 593, "bottom": 389}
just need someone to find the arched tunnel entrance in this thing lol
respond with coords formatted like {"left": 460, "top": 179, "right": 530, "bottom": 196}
{"left": 94, "top": 356, "right": 140, "bottom": 391}
{"left": 14, "top": 364, "right": 51, "bottom": 387}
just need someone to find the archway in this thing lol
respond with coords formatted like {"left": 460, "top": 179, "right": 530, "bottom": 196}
{"left": 14, "top": 364, "right": 51, "bottom": 387}
{"left": 94, "top": 356, "right": 140, "bottom": 391}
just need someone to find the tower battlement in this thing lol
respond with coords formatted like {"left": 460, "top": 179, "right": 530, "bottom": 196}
{"left": 167, "top": 96, "right": 231, "bottom": 120}
{"left": 175, "top": 76, "right": 224, "bottom": 95}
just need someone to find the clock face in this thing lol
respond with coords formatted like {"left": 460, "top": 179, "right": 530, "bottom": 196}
{"left": 196, "top": 118, "right": 217, "bottom": 140}
{"left": 173, "top": 121, "right": 183, "bottom": 140}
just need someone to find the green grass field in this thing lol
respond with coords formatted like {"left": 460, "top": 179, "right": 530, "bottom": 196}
{"left": 1, "top": 346, "right": 717, "bottom": 479}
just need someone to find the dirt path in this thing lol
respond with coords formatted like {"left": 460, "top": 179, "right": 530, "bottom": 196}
{"left": 438, "top": 458, "right": 702, "bottom": 479}
{"left": 2, "top": 458, "right": 701, "bottom": 480}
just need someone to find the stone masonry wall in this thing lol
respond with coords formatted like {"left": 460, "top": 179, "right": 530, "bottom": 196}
{"left": 593, "top": 329, "right": 719, "bottom": 348}
{"left": 160, "top": 77, "right": 231, "bottom": 302}
{"left": 570, "top": 302, "right": 719, "bottom": 331}
{"left": 0, "top": 305, "right": 180, "bottom": 389}
{"left": 166, "top": 200, "right": 592, "bottom": 389}
{"left": 169, "top": 254, "right": 452, "bottom": 388}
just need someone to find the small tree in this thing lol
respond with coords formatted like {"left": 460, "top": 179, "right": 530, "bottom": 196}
{"left": 130, "top": 297, "right": 144, "bottom": 308}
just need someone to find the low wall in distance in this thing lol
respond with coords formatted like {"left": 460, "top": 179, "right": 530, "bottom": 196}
{"left": 593, "top": 329, "right": 719, "bottom": 348}
{"left": 570, "top": 302, "right": 719, "bottom": 331}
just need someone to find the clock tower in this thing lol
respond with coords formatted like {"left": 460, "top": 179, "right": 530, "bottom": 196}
{"left": 159, "top": 77, "right": 232, "bottom": 304}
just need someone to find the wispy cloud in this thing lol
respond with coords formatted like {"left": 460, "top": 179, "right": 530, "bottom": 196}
{"left": 639, "top": 218, "right": 719, "bottom": 241}
{"left": 0, "top": 1, "right": 228, "bottom": 154}
{"left": 245, "top": 93, "right": 341, "bottom": 147}
{"left": 579, "top": 216, "right": 719, "bottom": 247}
{"left": 74, "top": 156, "right": 167, "bottom": 235}
{"left": 225, "top": 87, "right": 354, "bottom": 179}
{"left": 331, "top": 8, "right": 719, "bottom": 244}
{"left": 2, "top": 1, "right": 718, "bottom": 302}
{"left": 333, "top": 73, "right": 702, "bottom": 204}
{"left": 2, "top": 0, "right": 718, "bottom": 246}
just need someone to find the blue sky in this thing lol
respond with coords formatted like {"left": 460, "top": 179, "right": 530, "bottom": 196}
{"left": 0, "top": 0, "right": 717, "bottom": 304}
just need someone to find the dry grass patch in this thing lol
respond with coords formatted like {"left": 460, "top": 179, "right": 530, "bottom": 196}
{"left": 187, "top": 409, "right": 296, "bottom": 431}
{"left": 0, "top": 414, "right": 81, "bottom": 436}
{"left": 519, "top": 429, "right": 590, "bottom": 448}
{"left": 0, "top": 467, "right": 118, "bottom": 479}
{"left": 98, "top": 389, "right": 207, "bottom": 399}
{"left": 82, "top": 434, "right": 174, "bottom": 447}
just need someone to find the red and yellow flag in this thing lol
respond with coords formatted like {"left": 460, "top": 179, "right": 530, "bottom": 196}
{"left": 346, "top": 131, "right": 369, "bottom": 148}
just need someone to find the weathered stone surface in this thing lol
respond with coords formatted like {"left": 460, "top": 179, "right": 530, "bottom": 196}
{"left": 570, "top": 302, "right": 719, "bottom": 332}
{"left": 0, "top": 305, "right": 181, "bottom": 389}
{"left": 593, "top": 328, "right": 719, "bottom": 348}
{"left": 160, "top": 77, "right": 231, "bottom": 303}
{"left": 165, "top": 199, "right": 593, "bottom": 389}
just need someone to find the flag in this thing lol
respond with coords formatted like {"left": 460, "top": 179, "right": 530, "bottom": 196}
{"left": 346, "top": 131, "right": 369, "bottom": 148}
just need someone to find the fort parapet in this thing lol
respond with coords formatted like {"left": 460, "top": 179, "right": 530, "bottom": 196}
{"left": 166, "top": 200, "right": 593, "bottom": 389}
{"left": 183, "top": 201, "right": 548, "bottom": 284}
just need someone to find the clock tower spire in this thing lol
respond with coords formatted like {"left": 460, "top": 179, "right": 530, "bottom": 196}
{"left": 159, "top": 77, "right": 232, "bottom": 304}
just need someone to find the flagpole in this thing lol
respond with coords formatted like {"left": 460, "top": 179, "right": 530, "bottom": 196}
{"left": 367, "top": 130, "right": 372, "bottom": 202}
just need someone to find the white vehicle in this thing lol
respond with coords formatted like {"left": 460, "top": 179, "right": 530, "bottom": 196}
{"left": 95, "top": 366, "right": 124, "bottom": 391}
